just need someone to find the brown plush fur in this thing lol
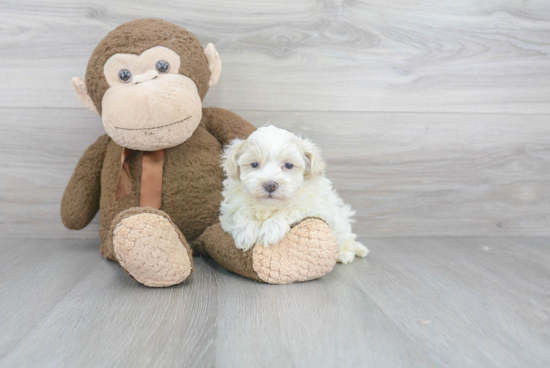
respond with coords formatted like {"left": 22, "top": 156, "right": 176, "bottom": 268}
{"left": 85, "top": 18, "right": 211, "bottom": 114}
{"left": 61, "top": 134, "right": 110, "bottom": 230}
{"left": 193, "top": 222, "right": 260, "bottom": 281}
{"left": 61, "top": 107, "right": 255, "bottom": 261}
{"left": 62, "top": 19, "right": 339, "bottom": 285}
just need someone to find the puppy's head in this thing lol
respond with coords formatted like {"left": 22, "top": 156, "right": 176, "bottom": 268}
{"left": 222, "top": 125, "right": 325, "bottom": 205}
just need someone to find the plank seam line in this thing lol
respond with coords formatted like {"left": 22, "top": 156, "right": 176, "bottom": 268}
{"left": 2, "top": 106, "right": 550, "bottom": 116}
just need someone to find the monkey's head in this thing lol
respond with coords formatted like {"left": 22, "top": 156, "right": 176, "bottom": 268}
{"left": 72, "top": 19, "right": 221, "bottom": 151}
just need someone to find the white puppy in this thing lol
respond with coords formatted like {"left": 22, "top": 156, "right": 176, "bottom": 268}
{"left": 219, "top": 125, "right": 368, "bottom": 264}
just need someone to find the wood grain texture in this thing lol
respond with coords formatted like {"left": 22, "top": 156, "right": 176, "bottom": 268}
{"left": 351, "top": 237, "right": 550, "bottom": 368}
{"left": 0, "top": 239, "right": 102, "bottom": 360}
{"left": 1, "top": 107, "right": 550, "bottom": 237}
{"left": 0, "top": 0, "right": 549, "bottom": 113}
{"left": 1, "top": 2, "right": 549, "bottom": 367}
{"left": 1, "top": 0, "right": 550, "bottom": 237}
{"left": 0, "top": 237, "right": 548, "bottom": 367}
{"left": 0, "top": 239, "right": 219, "bottom": 368}
{"left": 212, "top": 258, "right": 439, "bottom": 367}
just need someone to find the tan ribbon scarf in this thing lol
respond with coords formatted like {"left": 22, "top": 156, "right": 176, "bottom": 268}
{"left": 115, "top": 148, "right": 165, "bottom": 209}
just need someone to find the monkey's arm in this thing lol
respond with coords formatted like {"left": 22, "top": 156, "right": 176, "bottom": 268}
{"left": 61, "top": 134, "right": 110, "bottom": 230}
{"left": 202, "top": 107, "right": 256, "bottom": 145}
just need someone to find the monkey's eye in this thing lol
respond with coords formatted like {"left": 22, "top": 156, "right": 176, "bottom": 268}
{"left": 119, "top": 69, "right": 132, "bottom": 83}
{"left": 284, "top": 163, "right": 294, "bottom": 169}
{"left": 251, "top": 162, "right": 259, "bottom": 169}
{"left": 156, "top": 60, "right": 170, "bottom": 74}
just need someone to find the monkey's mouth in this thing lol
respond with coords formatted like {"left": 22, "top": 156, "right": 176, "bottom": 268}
{"left": 114, "top": 116, "right": 192, "bottom": 131}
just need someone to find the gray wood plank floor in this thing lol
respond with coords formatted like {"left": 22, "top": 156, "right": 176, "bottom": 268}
{"left": 1, "top": 237, "right": 548, "bottom": 368}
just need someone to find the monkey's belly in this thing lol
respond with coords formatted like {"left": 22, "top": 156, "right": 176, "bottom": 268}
{"left": 99, "top": 125, "right": 225, "bottom": 249}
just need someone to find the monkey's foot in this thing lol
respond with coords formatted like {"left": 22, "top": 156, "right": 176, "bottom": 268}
{"left": 197, "top": 218, "right": 338, "bottom": 284}
{"left": 110, "top": 207, "right": 193, "bottom": 287}
{"left": 252, "top": 218, "right": 338, "bottom": 284}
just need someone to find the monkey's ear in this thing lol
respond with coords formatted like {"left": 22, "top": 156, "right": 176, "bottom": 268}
{"left": 204, "top": 43, "right": 222, "bottom": 87}
{"left": 71, "top": 77, "right": 99, "bottom": 115}
{"left": 222, "top": 138, "right": 246, "bottom": 180}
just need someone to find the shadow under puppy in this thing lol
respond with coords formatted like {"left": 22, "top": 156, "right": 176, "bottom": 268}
{"left": 220, "top": 125, "right": 369, "bottom": 264}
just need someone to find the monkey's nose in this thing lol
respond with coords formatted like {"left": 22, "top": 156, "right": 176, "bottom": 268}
{"left": 133, "top": 69, "right": 159, "bottom": 84}
{"left": 263, "top": 181, "right": 278, "bottom": 193}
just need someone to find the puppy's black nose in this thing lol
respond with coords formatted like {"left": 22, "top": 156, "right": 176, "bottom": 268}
{"left": 264, "top": 181, "right": 278, "bottom": 193}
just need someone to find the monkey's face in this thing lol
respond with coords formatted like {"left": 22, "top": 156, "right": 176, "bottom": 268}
{"left": 72, "top": 19, "right": 222, "bottom": 152}
{"left": 100, "top": 46, "right": 202, "bottom": 151}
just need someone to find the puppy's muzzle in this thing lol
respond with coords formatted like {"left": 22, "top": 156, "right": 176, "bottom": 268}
{"left": 263, "top": 181, "right": 278, "bottom": 193}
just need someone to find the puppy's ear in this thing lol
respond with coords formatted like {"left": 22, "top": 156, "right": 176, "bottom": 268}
{"left": 300, "top": 138, "right": 325, "bottom": 178}
{"left": 222, "top": 138, "right": 246, "bottom": 180}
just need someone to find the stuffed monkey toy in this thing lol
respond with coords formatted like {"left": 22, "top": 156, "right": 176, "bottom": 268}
{"left": 61, "top": 19, "right": 339, "bottom": 287}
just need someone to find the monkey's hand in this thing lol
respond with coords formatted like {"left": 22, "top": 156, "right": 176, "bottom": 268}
{"left": 61, "top": 134, "right": 110, "bottom": 230}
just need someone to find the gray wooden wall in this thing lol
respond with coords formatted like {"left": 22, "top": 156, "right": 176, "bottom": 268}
{"left": 1, "top": 0, "right": 549, "bottom": 238}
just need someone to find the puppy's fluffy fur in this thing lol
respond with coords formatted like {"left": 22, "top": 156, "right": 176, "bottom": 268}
{"left": 220, "top": 125, "right": 368, "bottom": 264}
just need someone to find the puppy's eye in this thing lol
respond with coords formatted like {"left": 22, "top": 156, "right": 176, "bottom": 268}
{"left": 156, "top": 60, "right": 170, "bottom": 74}
{"left": 251, "top": 162, "right": 259, "bottom": 169}
{"left": 284, "top": 163, "right": 294, "bottom": 169}
{"left": 119, "top": 69, "right": 132, "bottom": 83}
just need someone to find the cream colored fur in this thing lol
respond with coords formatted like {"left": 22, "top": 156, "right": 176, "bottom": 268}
{"left": 220, "top": 125, "right": 369, "bottom": 264}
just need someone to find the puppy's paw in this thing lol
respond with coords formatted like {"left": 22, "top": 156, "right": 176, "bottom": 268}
{"left": 233, "top": 221, "right": 260, "bottom": 251}
{"left": 338, "top": 250, "right": 356, "bottom": 264}
{"left": 353, "top": 241, "right": 369, "bottom": 258}
{"left": 337, "top": 241, "right": 368, "bottom": 264}
{"left": 258, "top": 217, "right": 290, "bottom": 246}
